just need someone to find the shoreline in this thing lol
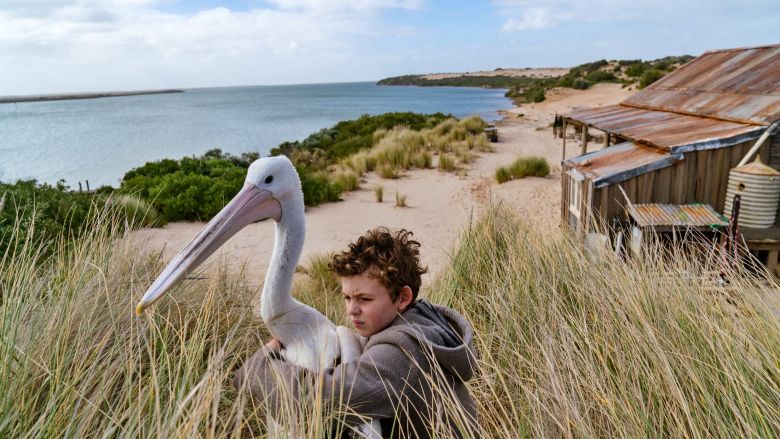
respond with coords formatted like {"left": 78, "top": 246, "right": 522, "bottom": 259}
{"left": 0, "top": 89, "right": 183, "bottom": 104}
{"left": 131, "top": 83, "right": 633, "bottom": 284}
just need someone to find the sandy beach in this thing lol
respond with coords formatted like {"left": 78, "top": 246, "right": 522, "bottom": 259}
{"left": 131, "top": 83, "right": 633, "bottom": 285}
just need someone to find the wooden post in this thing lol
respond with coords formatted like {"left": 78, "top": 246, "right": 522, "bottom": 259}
{"left": 562, "top": 121, "right": 567, "bottom": 161}
{"left": 78, "top": 182, "right": 83, "bottom": 193}
{"left": 605, "top": 132, "right": 611, "bottom": 147}
{"left": 580, "top": 125, "right": 589, "bottom": 155}
{"left": 86, "top": 180, "right": 90, "bottom": 192}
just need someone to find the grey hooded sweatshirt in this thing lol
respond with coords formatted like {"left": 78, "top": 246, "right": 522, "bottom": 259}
{"left": 233, "top": 300, "right": 479, "bottom": 438}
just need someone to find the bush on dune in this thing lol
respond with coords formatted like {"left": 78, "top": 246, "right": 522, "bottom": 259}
{"left": 0, "top": 180, "right": 157, "bottom": 260}
{"left": 495, "top": 156, "right": 550, "bottom": 183}
{"left": 3, "top": 204, "right": 780, "bottom": 437}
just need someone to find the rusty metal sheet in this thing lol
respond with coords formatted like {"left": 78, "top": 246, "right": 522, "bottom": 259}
{"left": 624, "top": 45, "right": 780, "bottom": 125}
{"left": 563, "top": 104, "right": 765, "bottom": 152}
{"left": 628, "top": 203, "right": 728, "bottom": 228}
{"left": 564, "top": 142, "right": 680, "bottom": 188}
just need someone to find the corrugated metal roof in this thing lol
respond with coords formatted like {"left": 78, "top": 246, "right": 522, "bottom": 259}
{"left": 623, "top": 45, "right": 780, "bottom": 126}
{"left": 564, "top": 141, "right": 681, "bottom": 188}
{"left": 628, "top": 203, "right": 728, "bottom": 228}
{"left": 564, "top": 104, "right": 764, "bottom": 152}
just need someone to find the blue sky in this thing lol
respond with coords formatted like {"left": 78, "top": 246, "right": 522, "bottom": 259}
{"left": 1, "top": 0, "right": 777, "bottom": 95}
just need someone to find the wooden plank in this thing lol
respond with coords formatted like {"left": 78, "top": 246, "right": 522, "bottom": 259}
{"left": 561, "top": 122, "right": 567, "bottom": 161}
{"left": 625, "top": 177, "right": 638, "bottom": 207}
{"left": 713, "top": 147, "right": 728, "bottom": 213}
{"left": 581, "top": 126, "right": 589, "bottom": 156}
{"left": 599, "top": 186, "right": 608, "bottom": 219}
{"left": 672, "top": 162, "right": 686, "bottom": 204}
{"left": 607, "top": 184, "right": 621, "bottom": 223}
{"left": 639, "top": 171, "right": 654, "bottom": 203}
{"left": 561, "top": 170, "right": 568, "bottom": 227}
{"left": 700, "top": 149, "right": 717, "bottom": 207}
{"left": 654, "top": 166, "right": 673, "bottom": 204}
{"left": 685, "top": 152, "right": 697, "bottom": 203}
{"left": 695, "top": 149, "right": 708, "bottom": 201}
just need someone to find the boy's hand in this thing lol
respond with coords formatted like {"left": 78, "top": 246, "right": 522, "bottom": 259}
{"left": 265, "top": 338, "right": 282, "bottom": 352}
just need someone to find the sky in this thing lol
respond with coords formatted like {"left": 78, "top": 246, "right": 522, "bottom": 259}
{"left": 1, "top": 0, "right": 778, "bottom": 95}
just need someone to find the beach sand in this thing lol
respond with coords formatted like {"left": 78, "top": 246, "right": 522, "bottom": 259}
{"left": 131, "top": 83, "right": 633, "bottom": 285}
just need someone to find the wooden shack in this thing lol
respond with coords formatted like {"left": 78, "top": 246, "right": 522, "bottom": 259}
{"left": 559, "top": 44, "right": 780, "bottom": 274}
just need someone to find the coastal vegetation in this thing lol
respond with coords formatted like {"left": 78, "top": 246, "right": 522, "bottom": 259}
{"left": 0, "top": 180, "right": 155, "bottom": 259}
{"left": 0, "top": 112, "right": 491, "bottom": 257}
{"left": 378, "top": 55, "right": 695, "bottom": 104}
{"left": 3, "top": 204, "right": 779, "bottom": 437}
{"left": 115, "top": 112, "right": 490, "bottom": 224}
{"left": 495, "top": 156, "right": 550, "bottom": 183}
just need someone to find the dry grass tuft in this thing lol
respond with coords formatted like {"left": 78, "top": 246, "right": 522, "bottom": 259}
{"left": 394, "top": 192, "right": 407, "bottom": 208}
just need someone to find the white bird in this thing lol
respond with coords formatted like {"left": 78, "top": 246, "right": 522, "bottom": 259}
{"left": 135, "top": 156, "right": 380, "bottom": 437}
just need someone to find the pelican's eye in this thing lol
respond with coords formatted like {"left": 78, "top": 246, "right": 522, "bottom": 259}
{"left": 264, "top": 175, "right": 273, "bottom": 184}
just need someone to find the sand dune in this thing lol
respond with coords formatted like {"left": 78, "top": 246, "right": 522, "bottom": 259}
{"left": 131, "top": 83, "right": 632, "bottom": 285}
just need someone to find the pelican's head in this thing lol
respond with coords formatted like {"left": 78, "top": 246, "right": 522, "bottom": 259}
{"left": 135, "top": 155, "right": 302, "bottom": 315}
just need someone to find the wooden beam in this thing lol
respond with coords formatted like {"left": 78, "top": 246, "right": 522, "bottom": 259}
{"left": 580, "top": 125, "right": 589, "bottom": 155}
{"left": 562, "top": 121, "right": 567, "bottom": 161}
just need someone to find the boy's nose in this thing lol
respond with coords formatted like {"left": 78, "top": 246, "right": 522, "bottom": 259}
{"left": 347, "top": 301, "right": 360, "bottom": 315}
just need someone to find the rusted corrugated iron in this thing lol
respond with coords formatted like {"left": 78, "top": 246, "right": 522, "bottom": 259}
{"left": 564, "top": 141, "right": 680, "bottom": 187}
{"left": 563, "top": 104, "right": 764, "bottom": 152}
{"left": 624, "top": 45, "right": 780, "bottom": 126}
{"left": 628, "top": 203, "right": 728, "bottom": 228}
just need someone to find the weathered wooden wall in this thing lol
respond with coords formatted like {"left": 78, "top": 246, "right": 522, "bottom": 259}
{"left": 591, "top": 140, "right": 756, "bottom": 223}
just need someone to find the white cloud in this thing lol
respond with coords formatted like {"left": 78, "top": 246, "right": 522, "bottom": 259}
{"left": 493, "top": 0, "right": 636, "bottom": 33}
{"left": 266, "top": 0, "right": 424, "bottom": 12}
{"left": 0, "top": 0, "right": 419, "bottom": 94}
{"left": 499, "top": 7, "right": 555, "bottom": 31}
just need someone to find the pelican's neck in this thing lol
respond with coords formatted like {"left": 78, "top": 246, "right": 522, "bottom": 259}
{"left": 259, "top": 199, "right": 305, "bottom": 322}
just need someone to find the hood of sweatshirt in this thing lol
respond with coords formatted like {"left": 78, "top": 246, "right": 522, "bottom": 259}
{"left": 368, "top": 299, "right": 478, "bottom": 382}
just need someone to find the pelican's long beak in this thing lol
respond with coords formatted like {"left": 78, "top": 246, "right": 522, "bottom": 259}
{"left": 135, "top": 184, "right": 281, "bottom": 316}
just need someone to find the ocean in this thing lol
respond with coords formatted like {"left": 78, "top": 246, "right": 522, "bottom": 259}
{"left": 0, "top": 82, "right": 511, "bottom": 188}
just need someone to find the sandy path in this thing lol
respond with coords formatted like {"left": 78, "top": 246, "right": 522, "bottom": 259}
{"left": 131, "top": 84, "right": 632, "bottom": 285}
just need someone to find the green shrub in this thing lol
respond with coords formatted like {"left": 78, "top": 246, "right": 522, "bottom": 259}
{"left": 106, "top": 194, "right": 159, "bottom": 227}
{"left": 298, "top": 167, "right": 341, "bottom": 206}
{"left": 523, "top": 86, "right": 546, "bottom": 103}
{"left": 509, "top": 156, "right": 550, "bottom": 178}
{"left": 0, "top": 180, "right": 101, "bottom": 259}
{"left": 120, "top": 152, "right": 246, "bottom": 223}
{"left": 640, "top": 69, "right": 665, "bottom": 88}
{"left": 495, "top": 167, "right": 511, "bottom": 184}
{"left": 332, "top": 170, "right": 359, "bottom": 193}
{"left": 626, "top": 62, "right": 648, "bottom": 77}
{"left": 271, "top": 112, "right": 450, "bottom": 165}
{"left": 572, "top": 78, "right": 591, "bottom": 90}
{"left": 585, "top": 70, "right": 617, "bottom": 83}
{"left": 496, "top": 157, "right": 550, "bottom": 183}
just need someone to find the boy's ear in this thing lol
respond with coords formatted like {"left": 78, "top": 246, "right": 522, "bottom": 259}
{"left": 397, "top": 286, "right": 414, "bottom": 312}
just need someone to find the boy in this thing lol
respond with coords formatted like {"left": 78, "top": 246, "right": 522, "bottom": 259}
{"left": 234, "top": 227, "right": 478, "bottom": 438}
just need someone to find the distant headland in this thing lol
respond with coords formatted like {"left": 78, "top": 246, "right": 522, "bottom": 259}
{"left": 0, "top": 88, "right": 183, "bottom": 104}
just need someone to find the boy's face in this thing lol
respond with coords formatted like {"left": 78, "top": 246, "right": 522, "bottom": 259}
{"left": 341, "top": 273, "right": 412, "bottom": 337}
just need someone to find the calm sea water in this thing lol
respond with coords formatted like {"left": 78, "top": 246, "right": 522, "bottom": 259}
{"left": 0, "top": 82, "right": 511, "bottom": 187}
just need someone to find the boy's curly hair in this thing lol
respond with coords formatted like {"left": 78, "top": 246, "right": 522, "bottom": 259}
{"left": 329, "top": 227, "right": 428, "bottom": 301}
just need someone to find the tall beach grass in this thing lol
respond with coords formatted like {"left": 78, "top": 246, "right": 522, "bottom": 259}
{"left": 3, "top": 204, "right": 780, "bottom": 437}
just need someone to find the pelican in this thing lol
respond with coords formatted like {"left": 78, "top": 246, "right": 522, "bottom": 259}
{"left": 135, "top": 156, "right": 380, "bottom": 437}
